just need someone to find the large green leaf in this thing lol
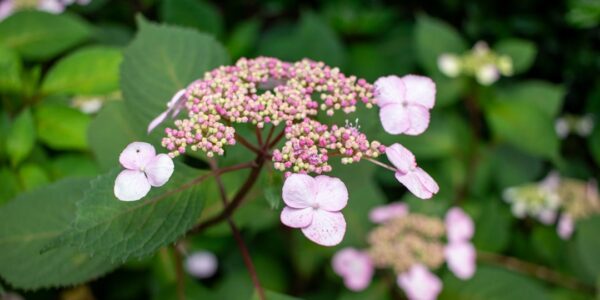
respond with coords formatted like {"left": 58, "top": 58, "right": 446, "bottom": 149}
{"left": 440, "top": 266, "right": 550, "bottom": 300}
{"left": 34, "top": 103, "right": 91, "bottom": 150}
{"left": 0, "top": 178, "right": 117, "bottom": 289}
{"left": 0, "top": 46, "right": 22, "bottom": 93}
{"left": 575, "top": 216, "right": 600, "bottom": 277}
{"left": 160, "top": 0, "right": 224, "bottom": 37}
{"left": 0, "top": 167, "right": 20, "bottom": 205}
{"left": 495, "top": 81, "right": 565, "bottom": 118}
{"left": 6, "top": 108, "right": 35, "bottom": 167}
{"left": 471, "top": 199, "right": 513, "bottom": 252}
{"left": 120, "top": 16, "right": 229, "bottom": 129}
{"left": 41, "top": 46, "right": 122, "bottom": 95}
{"left": 494, "top": 39, "right": 537, "bottom": 74}
{"left": 414, "top": 15, "right": 467, "bottom": 75}
{"left": 485, "top": 99, "right": 559, "bottom": 159}
{"left": 0, "top": 11, "right": 91, "bottom": 60}
{"left": 48, "top": 164, "right": 206, "bottom": 262}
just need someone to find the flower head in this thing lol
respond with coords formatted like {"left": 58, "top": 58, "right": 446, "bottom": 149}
{"left": 114, "top": 142, "right": 174, "bottom": 201}
{"left": 280, "top": 174, "right": 348, "bottom": 246}
{"left": 444, "top": 241, "right": 476, "bottom": 279}
{"left": 397, "top": 264, "right": 442, "bottom": 300}
{"left": 374, "top": 75, "right": 436, "bottom": 135}
{"left": 369, "top": 202, "right": 408, "bottom": 224}
{"left": 386, "top": 143, "right": 439, "bottom": 199}
{"left": 332, "top": 248, "right": 374, "bottom": 291}
{"left": 445, "top": 207, "right": 474, "bottom": 243}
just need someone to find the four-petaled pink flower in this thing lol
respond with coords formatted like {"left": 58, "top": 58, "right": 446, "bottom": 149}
{"left": 374, "top": 75, "right": 436, "bottom": 135}
{"left": 114, "top": 142, "right": 174, "bottom": 201}
{"left": 280, "top": 174, "right": 348, "bottom": 246}
{"left": 369, "top": 202, "right": 408, "bottom": 224}
{"left": 332, "top": 248, "right": 374, "bottom": 291}
{"left": 397, "top": 264, "right": 442, "bottom": 300}
{"left": 148, "top": 89, "right": 187, "bottom": 133}
{"left": 444, "top": 207, "right": 476, "bottom": 279}
{"left": 386, "top": 143, "right": 439, "bottom": 199}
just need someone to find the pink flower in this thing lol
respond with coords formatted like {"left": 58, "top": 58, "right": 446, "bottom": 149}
{"left": 557, "top": 214, "right": 574, "bottom": 240}
{"left": 445, "top": 207, "right": 474, "bottom": 243}
{"left": 280, "top": 174, "right": 348, "bottom": 246}
{"left": 0, "top": 0, "right": 13, "bottom": 21}
{"left": 148, "top": 89, "right": 187, "bottom": 133}
{"left": 114, "top": 142, "right": 174, "bottom": 201}
{"left": 37, "top": 0, "right": 65, "bottom": 14}
{"left": 386, "top": 143, "right": 439, "bottom": 199}
{"left": 369, "top": 202, "right": 409, "bottom": 224}
{"left": 374, "top": 75, "right": 436, "bottom": 135}
{"left": 185, "top": 251, "right": 218, "bottom": 279}
{"left": 445, "top": 242, "right": 476, "bottom": 279}
{"left": 332, "top": 248, "right": 374, "bottom": 291}
{"left": 397, "top": 264, "right": 442, "bottom": 300}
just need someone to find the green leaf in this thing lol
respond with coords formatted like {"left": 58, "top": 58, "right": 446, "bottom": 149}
{"left": 160, "top": 0, "right": 224, "bottom": 37}
{"left": 414, "top": 15, "right": 467, "bottom": 74}
{"left": 227, "top": 19, "right": 261, "bottom": 59}
{"left": 494, "top": 39, "right": 537, "bottom": 74}
{"left": 258, "top": 11, "right": 347, "bottom": 67}
{"left": 485, "top": 99, "right": 559, "bottom": 159}
{"left": 120, "top": 16, "right": 229, "bottom": 128}
{"left": 48, "top": 164, "right": 205, "bottom": 262}
{"left": 576, "top": 216, "right": 600, "bottom": 277}
{"left": 6, "top": 108, "right": 36, "bottom": 167}
{"left": 41, "top": 46, "right": 122, "bottom": 95}
{"left": 495, "top": 81, "right": 565, "bottom": 118}
{"left": 491, "top": 145, "right": 544, "bottom": 189}
{"left": 471, "top": 199, "right": 513, "bottom": 252}
{"left": 0, "top": 11, "right": 91, "bottom": 60}
{"left": 0, "top": 167, "right": 20, "bottom": 205}
{"left": 88, "top": 101, "right": 144, "bottom": 171}
{"left": 48, "top": 154, "right": 99, "bottom": 180}
{"left": 34, "top": 103, "right": 91, "bottom": 150}
{"left": 17, "top": 163, "right": 50, "bottom": 191}
{"left": 440, "top": 266, "right": 550, "bottom": 300}
{"left": 0, "top": 178, "right": 117, "bottom": 289}
{"left": 0, "top": 46, "right": 22, "bottom": 92}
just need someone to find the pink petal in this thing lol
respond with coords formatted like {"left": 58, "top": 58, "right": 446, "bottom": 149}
{"left": 280, "top": 207, "right": 313, "bottom": 228}
{"left": 537, "top": 209, "right": 557, "bottom": 225}
{"left": 145, "top": 153, "right": 174, "bottom": 187}
{"left": 369, "top": 202, "right": 409, "bottom": 224}
{"left": 401, "top": 75, "right": 436, "bottom": 109}
{"left": 386, "top": 143, "right": 416, "bottom": 173}
{"left": 119, "top": 142, "right": 156, "bottom": 170}
{"left": 395, "top": 168, "right": 437, "bottom": 200}
{"left": 301, "top": 210, "right": 346, "bottom": 246}
{"left": 332, "top": 248, "right": 374, "bottom": 291}
{"left": 374, "top": 75, "right": 406, "bottom": 107}
{"left": 379, "top": 104, "right": 410, "bottom": 135}
{"left": 314, "top": 176, "right": 348, "bottom": 212}
{"left": 114, "top": 170, "right": 151, "bottom": 201}
{"left": 557, "top": 214, "right": 574, "bottom": 240}
{"left": 184, "top": 251, "right": 218, "bottom": 279}
{"left": 147, "top": 111, "right": 168, "bottom": 133}
{"left": 0, "top": 0, "right": 14, "bottom": 21}
{"left": 414, "top": 167, "right": 439, "bottom": 195}
{"left": 397, "top": 264, "right": 442, "bottom": 300}
{"left": 37, "top": 0, "right": 65, "bottom": 13}
{"left": 445, "top": 207, "right": 474, "bottom": 242}
{"left": 404, "top": 105, "right": 431, "bottom": 136}
{"left": 445, "top": 242, "right": 476, "bottom": 280}
{"left": 282, "top": 174, "right": 316, "bottom": 208}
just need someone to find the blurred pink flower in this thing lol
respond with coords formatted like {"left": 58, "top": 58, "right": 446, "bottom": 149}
{"left": 37, "top": 0, "right": 65, "bottom": 14}
{"left": 148, "top": 89, "right": 187, "bottom": 133}
{"left": 280, "top": 174, "right": 348, "bottom": 246}
{"left": 369, "top": 202, "right": 409, "bottom": 224}
{"left": 114, "top": 142, "right": 174, "bottom": 201}
{"left": 185, "top": 251, "right": 218, "bottom": 279}
{"left": 386, "top": 143, "right": 439, "bottom": 199}
{"left": 397, "top": 264, "right": 442, "bottom": 300}
{"left": 557, "top": 214, "right": 574, "bottom": 240}
{"left": 332, "top": 248, "right": 374, "bottom": 291}
{"left": 374, "top": 75, "right": 436, "bottom": 135}
{"left": 445, "top": 241, "right": 476, "bottom": 279}
{"left": 445, "top": 207, "right": 474, "bottom": 243}
{"left": 0, "top": 0, "right": 14, "bottom": 21}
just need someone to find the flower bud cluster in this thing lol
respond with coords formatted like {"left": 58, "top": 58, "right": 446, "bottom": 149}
{"left": 272, "top": 118, "right": 385, "bottom": 174}
{"left": 162, "top": 57, "right": 377, "bottom": 159}
{"left": 438, "top": 41, "right": 513, "bottom": 85}
{"left": 367, "top": 214, "right": 445, "bottom": 273}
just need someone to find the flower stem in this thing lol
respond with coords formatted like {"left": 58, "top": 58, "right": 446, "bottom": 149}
{"left": 365, "top": 157, "right": 397, "bottom": 172}
{"left": 172, "top": 244, "right": 185, "bottom": 300}
{"left": 236, "top": 133, "right": 262, "bottom": 154}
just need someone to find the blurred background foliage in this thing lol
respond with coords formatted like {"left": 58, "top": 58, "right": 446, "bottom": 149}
{"left": 0, "top": 0, "right": 599, "bottom": 299}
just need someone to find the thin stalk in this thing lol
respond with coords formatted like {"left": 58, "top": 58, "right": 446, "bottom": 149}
{"left": 172, "top": 245, "right": 185, "bottom": 300}
{"left": 235, "top": 133, "right": 262, "bottom": 154}
{"left": 365, "top": 157, "right": 397, "bottom": 172}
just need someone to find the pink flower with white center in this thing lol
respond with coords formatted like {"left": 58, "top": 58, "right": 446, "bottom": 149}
{"left": 369, "top": 202, "right": 409, "bottom": 224}
{"left": 445, "top": 207, "right": 474, "bottom": 243}
{"left": 386, "top": 143, "right": 439, "bottom": 199}
{"left": 114, "top": 142, "right": 174, "bottom": 201}
{"left": 332, "top": 248, "right": 374, "bottom": 291}
{"left": 557, "top": 214, "right": 574, "bottom": 240}
{"left": 280, "top": 174, "right": 348, "bottom": 246}
{"left": 374, "top": 75, "right": 436, "bottom": 135}
{"left": 148, "top": 89, "right": 187, "bottom": 133}
{"left": 397, "top": 264, "right": 442, "bottom": 300}
{"left": 444, "top": 241, "right": 476, "bottom": 279}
